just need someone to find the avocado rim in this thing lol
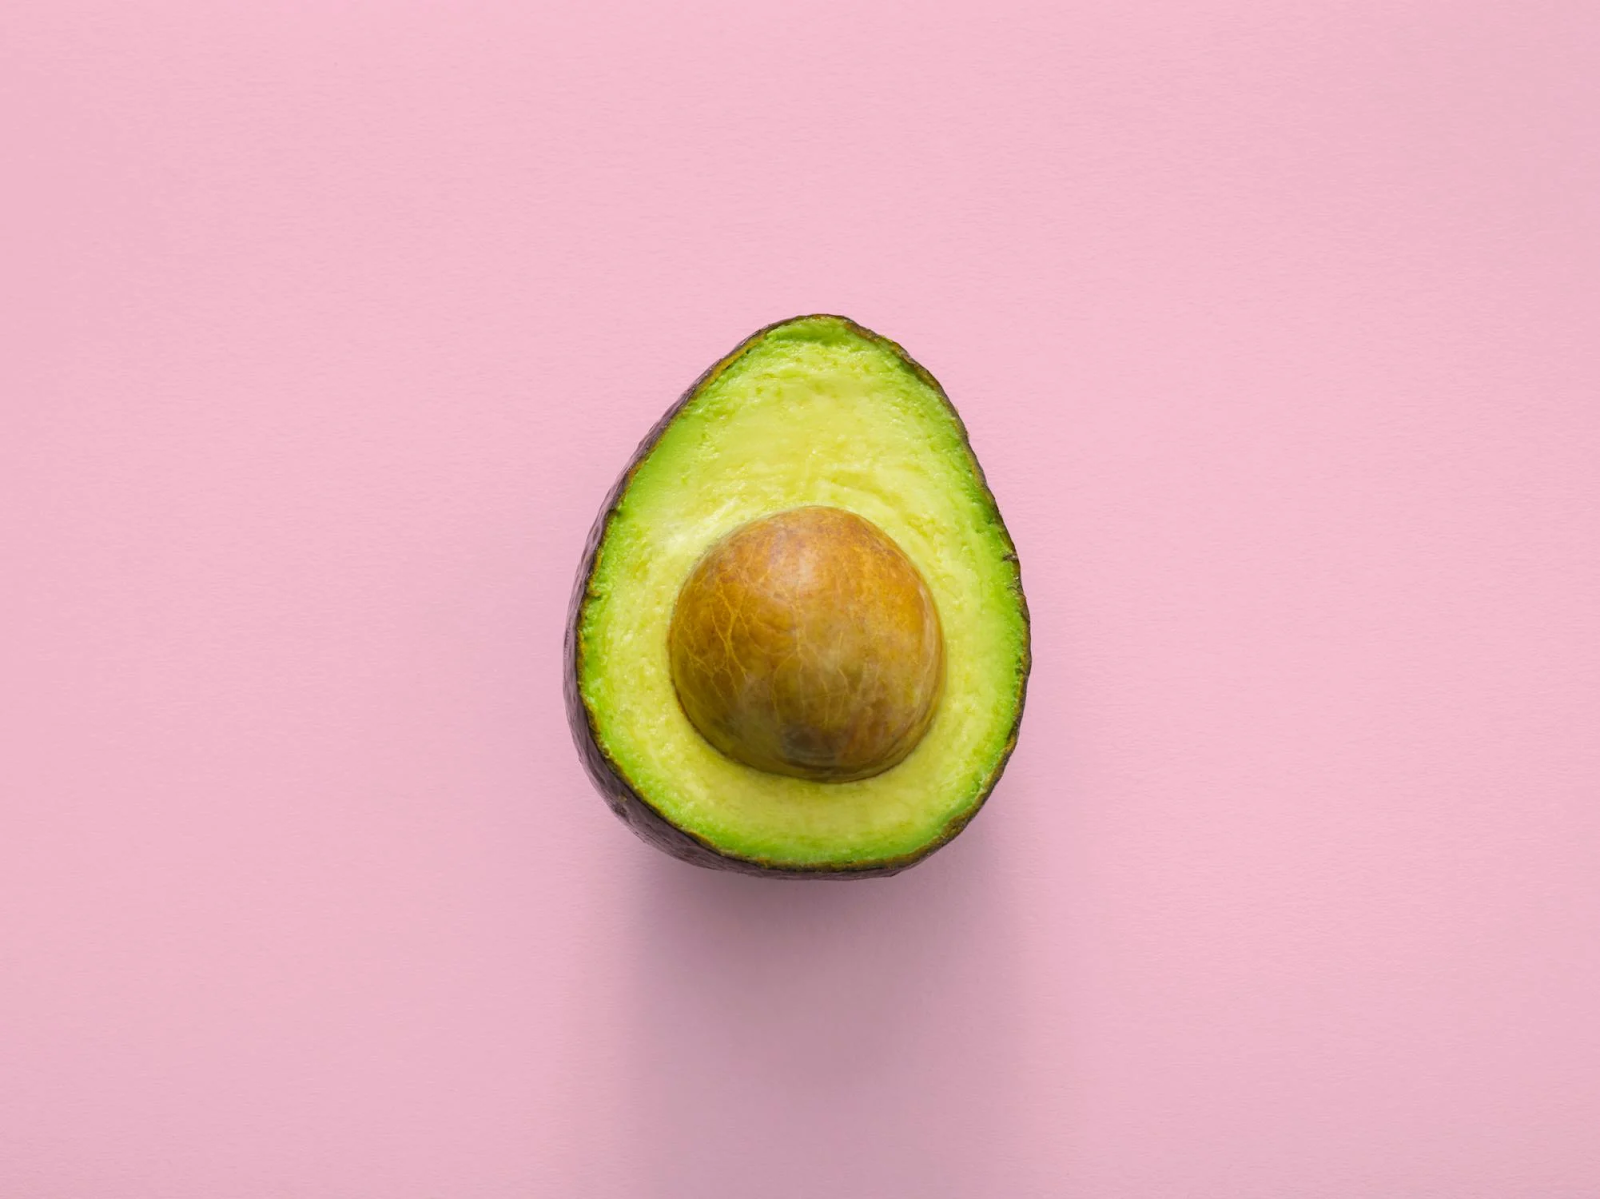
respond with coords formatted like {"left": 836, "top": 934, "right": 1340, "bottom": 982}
{"left": 563, "top": 315, "right": 1031, "bottom": 879}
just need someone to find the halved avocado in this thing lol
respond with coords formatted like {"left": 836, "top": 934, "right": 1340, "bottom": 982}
{"left": 565, "top": 315, "right": 1029, "bottom": 878}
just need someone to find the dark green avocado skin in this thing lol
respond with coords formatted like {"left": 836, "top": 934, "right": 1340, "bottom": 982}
{"left": 563, "top": 316, "right": 1031, "bottom": 879}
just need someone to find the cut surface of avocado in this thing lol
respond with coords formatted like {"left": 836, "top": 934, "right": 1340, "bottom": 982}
{"left": 569, "top": 315, "right": 1029, "bottom": 875}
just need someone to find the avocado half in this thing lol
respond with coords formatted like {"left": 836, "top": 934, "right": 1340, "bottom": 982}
{"left": 565, "top": 315, "right": 1030, "bottom": 878}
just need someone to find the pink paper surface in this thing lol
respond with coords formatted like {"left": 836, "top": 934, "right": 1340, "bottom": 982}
{"left": 4, "top": 2, "right": 1599, "bottom": 1195}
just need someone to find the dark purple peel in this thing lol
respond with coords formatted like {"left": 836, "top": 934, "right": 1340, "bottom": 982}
{"left": 564, "top": 315, "right": 1031, "bottom": 879}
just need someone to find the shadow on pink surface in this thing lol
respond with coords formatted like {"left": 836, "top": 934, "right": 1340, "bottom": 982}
{"left": 620, "top": 821, "right": 1030, "bottom": 1198}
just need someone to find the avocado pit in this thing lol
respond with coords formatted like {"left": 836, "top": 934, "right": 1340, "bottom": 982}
{"left": 668, "top": 506, "right": 945, "bottom": 783}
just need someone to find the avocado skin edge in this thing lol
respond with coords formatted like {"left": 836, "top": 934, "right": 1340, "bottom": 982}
{"left": 563, "top": 315, "right": 1031, "bottom": 879}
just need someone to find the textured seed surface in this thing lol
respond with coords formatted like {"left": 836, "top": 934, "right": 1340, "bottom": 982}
{"left": 668, "top": 506, "right": 945, "bottom": 783}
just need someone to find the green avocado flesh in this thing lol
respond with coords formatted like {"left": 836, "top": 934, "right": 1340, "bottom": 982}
{"left": 576, "top": 315, "right": 1028, "bottom": 871}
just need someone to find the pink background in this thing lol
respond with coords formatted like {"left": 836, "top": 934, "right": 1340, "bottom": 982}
{"left": 4, "top": 2, "right": 1599, "bottom": 1195}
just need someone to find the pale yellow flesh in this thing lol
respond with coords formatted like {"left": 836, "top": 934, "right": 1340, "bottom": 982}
{"left": 577, "top": 317, "right": 1027, "bottom": 868}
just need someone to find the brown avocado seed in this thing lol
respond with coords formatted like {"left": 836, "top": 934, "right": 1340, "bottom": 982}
{"left": 668, "top": 506, "right": 945, "bottom": 783}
